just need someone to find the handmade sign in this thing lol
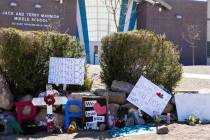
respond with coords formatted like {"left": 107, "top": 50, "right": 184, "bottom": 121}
{"left": 32, "top": 85, "right": 68, "bottom": 132}
{"left": 48, "top": 57, "right": 85, "bottom": 85}
{"left": 175, "top": 93, "right": 210, "bottom": 122}
{"left": 15, "top": 102, "right": 37, "bottom": 125}
{"left": 127, "top": 76, "right": 171, "bottom": 117}
{"left": 82, "top": 96, "right": 107, "bottom": 130}
{"left": 64, "top": 100, "right": 82, "bottom": 129}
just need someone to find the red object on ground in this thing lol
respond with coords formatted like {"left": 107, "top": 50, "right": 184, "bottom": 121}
{"left": 15, "top": 102, "right": 37, "bottom": 125}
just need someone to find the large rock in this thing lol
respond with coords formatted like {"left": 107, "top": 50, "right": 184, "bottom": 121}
{"left": 0, "top": 74, "right": 13, "bottom": 110}
{"left": 68, "top": 92, "right": 95, "bottom": 102}
{"left": 121, "top": 103, "right": 137, "bottom": 110}
{"left": 162, "top": 103, "right": 174, "bottom": 114}
{"left": 157, "top": 125, "right": 169, "bottom": 134}
{"left": 94, "top": 89, "right": 108, "bottom": 97}
{"left": 18, "top": 94, "right": 33, "bottom": 102}
{"left": 111, "top": 80, "right": 134, "bottom": 95}
{"left": 35, "top": 109, "right": 65, "bottom": 127}
{"left": 108, "top": 91, "right": 126, "bottom": 104}
{"left": 108, "top": 103, "right": 120, "bottom": 117}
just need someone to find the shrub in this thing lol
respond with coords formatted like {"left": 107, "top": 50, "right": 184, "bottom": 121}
{"left": 100, "top": 30, "right": 182, "bottom": 91}
{"left": 0, "top": 28, "right": 89, "bottom": 97}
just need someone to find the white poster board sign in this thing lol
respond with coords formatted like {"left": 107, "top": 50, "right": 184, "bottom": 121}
{"left": 175, "top": 93, "right": 210, "bottom": 122}
{"left": 127, "top": 76, "right": 172, "bottom": 117}
{"left": 48, "top": 57, "right": 85, "bottom": 85}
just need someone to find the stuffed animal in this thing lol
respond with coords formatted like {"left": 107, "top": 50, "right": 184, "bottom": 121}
{"left": 115, "top": 119, "right": 125, "bottom": 128}
{"left": 67, "top": 121, "right": 77, "bottom": 133}
{"left": 108, "top": 113, "right": 116, "bottom": 128}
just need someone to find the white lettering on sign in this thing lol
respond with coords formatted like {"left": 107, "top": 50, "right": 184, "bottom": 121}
{"left": 1, "top": 10, "right": 60, "bottom": 28}
{"left": 85, "top": 100, "right": 96, "bottom": 107}
{"left": 127, "top": 76, "right": 172, "bottom": 117}
{"left": 85, "top": 111, "right": 97, "bottom": 117}
{"left": 93, "top": 116, "right": 105, "bottom": 122}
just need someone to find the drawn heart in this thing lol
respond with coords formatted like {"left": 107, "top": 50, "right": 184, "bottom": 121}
{"left": 93, "top": 102, "right": 107, "bottom": 115}
{"left": 156, "top": 92, "right": 161, "bottom": 97}
{"left": 156, "top": 92, "right": 163, "bottom": 99}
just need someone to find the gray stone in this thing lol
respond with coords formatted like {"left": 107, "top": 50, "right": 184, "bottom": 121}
{"left": 111, "top": 80, "right": 134, "bottom": 95}
{"left": 94, "top": 89, "right": 108, "bottom": 97}
{"left": 18, "top": 94, "right": 33, "bottom": 102}
{"left": 0, "top": 74, "right": 13, "bottom": 110}
{"left": 35, "top": 109, "right": 65, "bottom": 127}
{"left": 68, "top": 92, "right": 95, "bottom": 101}
{"left": 108, "top": 91, "right": 126, "bottom": 104}
{"left": 157, "top": 125, "right": 169, "bottom": 134}
{"left": 108, "top": 103, "right": 120, "bottom": 117}
{"left": 121, "top": 103, "right": 137, "bottom": 110}
{"left": 162, "top": 103, "right": 174, "bottom": 114}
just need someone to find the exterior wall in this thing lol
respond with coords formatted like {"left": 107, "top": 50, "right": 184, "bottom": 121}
{"left": 0, "top": 0, "right": 77, "bottom": 35}
{"left": 207, "top": 0, "right": 210, "bottom": 64}
{"left": 137, "top": 0, "right": 207, "bottom": 65}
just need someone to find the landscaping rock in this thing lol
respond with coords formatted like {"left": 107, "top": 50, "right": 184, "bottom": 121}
{"left": 35, "top": 109, "right": 65, "bottom": 127}
{"left": 18, "top": 94, "right": 33, "bottom": 102}
{"left": 0, "top": 74, "right": 13, "bottom": 110}
{"left": 111, "top": 80, "right": 134, "bottom": 95}
{"left": 108, "top": 103, "right": 120, "bottom": 117}
{"left": 94, "top": 89, "right": 108, "bottom": 97}
{"left": 68, "top": 92, "right": 95, "bottom": 101}
{"left": 162, "top": 103, "right": 174, "bottom": 114}
{"left": 121, "top": 103, "right": 137, "bottom": 110}
{"left": 108, "top": 91, "right": 126, "bottom": 104}
{"left": 157, "top": 125, "right": 169, "bottom": 134}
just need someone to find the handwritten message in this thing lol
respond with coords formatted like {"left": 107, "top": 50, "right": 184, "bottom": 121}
{"left": 48, "top": 57, "right": 85, "bottom": 85}
{"left": 127, "top": 76, "right": 171, "bottom": 117}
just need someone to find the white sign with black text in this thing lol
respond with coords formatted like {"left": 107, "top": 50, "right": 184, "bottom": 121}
{"left": 48, "top": 57, "right": 85, "bottom": 85}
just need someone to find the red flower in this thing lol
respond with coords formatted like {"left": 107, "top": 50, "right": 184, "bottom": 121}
{"left": 44, "top": 94, "right": 55, "bottom": 106}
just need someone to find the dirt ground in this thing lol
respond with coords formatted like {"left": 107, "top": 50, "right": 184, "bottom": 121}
{"left": 1, "top": 123, "right": 210, "bottom": 140}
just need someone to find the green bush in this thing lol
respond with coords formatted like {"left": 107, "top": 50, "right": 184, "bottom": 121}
{"left": 0, "top": 28, "right": 89, "bottom": 97}
{"left": 100, "top": 30, "right": 182, "bottom": 91}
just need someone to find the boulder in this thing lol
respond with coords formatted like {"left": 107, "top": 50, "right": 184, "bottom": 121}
{"left": 35, "top": 109, "right": 65, "bottom": 127}
{"left": 111, "top": 80, "right": 134, "bottom": 95}
{"left": 121, "top": 103, "right": 137, "bottom": 110}
{"left": 162, "top": 103, "right": 174, "bottom": 114}
{"left": 156, "top": 125, "right": 169, "bottom": 134}
{"left": 108, "top": 91, "right": 126, "bottom": 104}
{"left": 0, "top": 74, "right": 13, "bottom": 110}
{"left": 108, "top": 103, "right": 120, "bottom": 117}
{"left": 68, "top": 92, "right": 95, "bottom": 102}
{"left": 18, "top": 94, "right": 33, "bottom": 102}
{"left": 94, "top": 89, "right": 108, "bottom": 97}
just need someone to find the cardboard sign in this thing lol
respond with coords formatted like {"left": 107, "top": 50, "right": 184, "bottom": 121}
{"left": 48, "top": 57, "right": 85, "bottom": 85}
{"left": 127, "top": 76, "right": 171, "bottom": 117}
{"left": 82, "top": 96, "right": 107, "bottom": 130}
{"left": 175, "top": 93, "right": 210, "bottom": 122}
